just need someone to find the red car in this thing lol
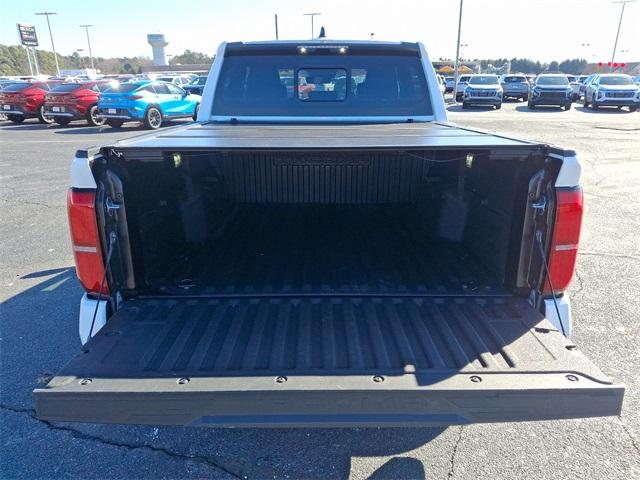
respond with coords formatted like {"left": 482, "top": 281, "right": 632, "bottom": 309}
{"left": 0, "top": 81, "right": 62, "bottom": 124}
{"left": 43, "top": 81, "right": 113, "bottom": 126}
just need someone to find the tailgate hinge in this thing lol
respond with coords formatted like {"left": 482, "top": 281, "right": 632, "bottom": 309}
{"left": 105, "top": 196, "right": 121, "bottom": 216}
{"left": 530, "top": 195, "right": 546, "bottom": 214}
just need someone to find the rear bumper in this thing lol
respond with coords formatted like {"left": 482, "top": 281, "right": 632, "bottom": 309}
{"left": 1, "top": 105, "right": 35, "bottom": 116}
{"left": 97, "top": 106, "right": 143, "bottom": 121}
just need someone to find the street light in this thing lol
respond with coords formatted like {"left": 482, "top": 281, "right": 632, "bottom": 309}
{"left": 303, "top": 13, "right": 321, "bottom": 38}
{"left": 80, "top": 25, "right": 95, "bottom": 70}
{"left": 35, "top": 11, "right": 60, "bottom": 77}
{"left": 610, "top": 0, "right": 636, "bottom": 71}
{"left": 453, "top": 0, "right": 464, "bottom": 91}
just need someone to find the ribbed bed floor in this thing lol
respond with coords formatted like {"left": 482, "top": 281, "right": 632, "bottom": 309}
{"left": 73, "top": 296, "right": 567, "bottom": 377}
{"left": 150, "top": 205, "right": 503, "bottom": 296}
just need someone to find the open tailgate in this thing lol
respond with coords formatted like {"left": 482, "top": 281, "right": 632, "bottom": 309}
{"left": 34, "top": 296, "right": 623, "bottom": 427}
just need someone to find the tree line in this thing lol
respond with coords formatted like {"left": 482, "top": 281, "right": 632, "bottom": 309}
{"left": 479, "top": 57, "right": 589, "bottom": 74}
{"left": 1, "top": 44, "right": 595, "bottom": 77}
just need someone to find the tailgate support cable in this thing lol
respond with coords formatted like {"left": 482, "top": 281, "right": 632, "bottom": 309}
{"left": 535, "top": 230, "right": 567, "bottom": 337}
{"left": 88, "top": 231, "right": 117, "bottom": 340}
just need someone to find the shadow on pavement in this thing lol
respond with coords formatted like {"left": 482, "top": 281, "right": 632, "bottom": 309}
{"left": 574, "top": 105, "right": 636, "bottom": 114}
{"left": 1, "top": 269, "right": 446, "bottom": 479}
{"left": 369, "top": 457, "right": 425, "bottom": 479}
{"left": 53, "top": 124, "right": 142, "bottom": 135}
{"left": 514, "top": 105, "right": 567, "bottom": 113}
{"left": 0, "top": 123, "right": 60, "bottom": 131}
{"left": 447, "top": 104, "right": 496, "bottom": 112}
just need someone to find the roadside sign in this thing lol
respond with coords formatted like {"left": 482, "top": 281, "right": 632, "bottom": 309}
{"left": 17, "top": 24, "right": 39, "bottom": 47}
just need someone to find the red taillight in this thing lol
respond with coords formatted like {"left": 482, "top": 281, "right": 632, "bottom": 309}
{"left": 543, "top": 188, "right": 583, "bottom": 294}
{"left": 67, "top": 190, "right": 108, "bottom": 295}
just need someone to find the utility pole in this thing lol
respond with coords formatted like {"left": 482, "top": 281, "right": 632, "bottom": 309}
{"left": 274, "top": 14, "right": 279, "bottom": 40}
{"left": 35, "top": 11, "right": 59, "bottom": 76}
{"left": 303, "top": 13, "right": 321, "bottom": 38}
{"left": 610, "top": 0, "right": 635, "bottom": 72}
{"left": 80, "top": 24, "right": 95, "bottom": 70}
{"left": 453, "top": 0, "right": 464, "bottom": 91}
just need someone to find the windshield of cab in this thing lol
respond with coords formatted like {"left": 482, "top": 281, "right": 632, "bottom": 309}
{"left": 212, "top": 53, "right": 433, "bottom": 117}
{"left": 469, "top": 75, "right": 499, "bottom": 85}
{"left": 536, "top": 76, "right": 569, "bottom": 86}
{"left": 599, "top": 75, "right": 633, "bottom": 86}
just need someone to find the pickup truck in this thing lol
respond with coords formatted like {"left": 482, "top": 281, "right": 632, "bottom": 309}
{"left": 34, "top": 40, "right": 624, "bottom": 427}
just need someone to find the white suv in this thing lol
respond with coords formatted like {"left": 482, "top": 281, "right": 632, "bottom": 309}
{"left": 584, "top": 74, "right": 640, "bottom": 112}
{"left": 462, "top": 74, "right": 503, "bottom": 109}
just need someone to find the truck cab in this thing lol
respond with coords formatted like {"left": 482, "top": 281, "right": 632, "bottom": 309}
{"left": 33, "top": 40, "right": 624, "bottom": 427}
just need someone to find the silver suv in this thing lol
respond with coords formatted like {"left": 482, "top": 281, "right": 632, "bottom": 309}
{"left": 500, "top": 75, "right": 530, "bottom": 101}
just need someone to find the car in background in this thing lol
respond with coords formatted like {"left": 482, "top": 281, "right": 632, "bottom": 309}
{"left": 633, "top": 75, "right": 640, "bottom": 86}
{"left": 444, "top": 76, "right": 455, "bottom": 93}
{"left": 436, "top": 74, "right": 446, "bottom": 97}
{"left": 579, "top": 74, "right": 598, "bottom": 98}
{"left": 566, "top": 75, "right": 581, "bottom": 102}
{"left": 183, "top": 76, "right": 207, "bottom": 96}
{"left": 583, "top": 74, "right": 640, "bottom": 112}
{"left": 500, "top": 74, "right": 529, "bottom": 101}
{"left": 43, "top": 81, "right": 113, "bottom": 126}
{"left": 97, "top": 81, "right": 201, "bottom": 129}
{"left": 528, "top": 74, "right": 573, "bottom": 110}
{"left": 156, "top": 75, "right": 193, "bottom": 87}
{"left": 462, "top": 74, "right": 503, "bottom": 109}
{"left": 0, "top": 80, "right": 62, "bottom": 123}
{"left": 454, "top": 75, "right": 472, "bottom": 102}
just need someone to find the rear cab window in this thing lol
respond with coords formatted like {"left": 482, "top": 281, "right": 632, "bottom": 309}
{"left": 212, "top": 44, "right": 432, "bottom": 118}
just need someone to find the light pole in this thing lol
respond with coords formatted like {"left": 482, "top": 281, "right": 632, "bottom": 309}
{"left": 370, "top": 33, "right": 375, "bottom": 40}
{"left": 610, "top": 0, "right": 636, "bottom": 72}
{"left": 303, "top": 13, "right": 321, "bottom": 38}
{"left": 453, "top": 0, "right": 464, "bottom": 91}
{"left": 35, "top": 11, "right": 60, "bottom": 76}
{"left": 80, "top": 25, "right": 95, "bottom": 70}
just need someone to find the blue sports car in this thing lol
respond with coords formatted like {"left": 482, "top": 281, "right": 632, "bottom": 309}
{"left": 97, "top": 81, "right": 201, "bottom": 129}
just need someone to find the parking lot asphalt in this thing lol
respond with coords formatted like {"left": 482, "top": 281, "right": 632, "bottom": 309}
{"left": 1, "top": 102, "right": 639, "bottom": 480}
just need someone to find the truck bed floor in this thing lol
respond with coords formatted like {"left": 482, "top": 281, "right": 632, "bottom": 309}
{"left": 72, "top": 296, "right": 585, "bottom": 376}
{"left": 150, "top": 205, "right": 503, "bottom": 296}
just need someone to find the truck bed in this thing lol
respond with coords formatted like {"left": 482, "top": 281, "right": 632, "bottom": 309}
{"left": 34, "top": 295, "right": 623, "bottom": 426}
{"left": 149, "top": 205, "right": 503, "bottom": 296}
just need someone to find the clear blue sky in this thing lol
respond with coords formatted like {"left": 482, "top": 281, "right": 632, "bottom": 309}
{"left": 1, "top": 0, "right": 638, "bottom": 62}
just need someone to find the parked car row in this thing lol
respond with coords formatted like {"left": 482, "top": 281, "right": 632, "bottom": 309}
{"left": 0, "top": 75, "right": 207, "bottom": 129}
{"left": 453, "top": 73, "right": 639, "bottom": 112}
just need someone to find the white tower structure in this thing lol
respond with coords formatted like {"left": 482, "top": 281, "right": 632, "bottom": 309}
{"left": 147, "top": 34, "right": 168, "bottom": 66}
